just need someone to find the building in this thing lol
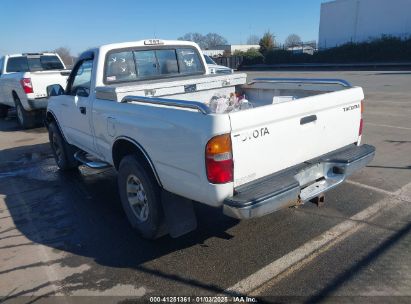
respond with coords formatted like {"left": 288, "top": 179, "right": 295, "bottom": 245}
{"left": 215, "top": 44, "right": 260, "bottom": 54}
{"left": 287, "top": 46, "right": 315, "bottom": 55}
{"left": 203, "top": 44, "right": 260, "bottom": 57}
{"left": 319, "top": 0, "right": 411, "bottom": 49}
{"left": 202, "top": 50, "right": 225, "bottom": 57}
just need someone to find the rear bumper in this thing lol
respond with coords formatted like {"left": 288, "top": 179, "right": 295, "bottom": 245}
{"left": 27, "top": 98, "right": 48, "bottom": 110}
{"left": 223, "top": 144, "right": 375, "bottom": 219}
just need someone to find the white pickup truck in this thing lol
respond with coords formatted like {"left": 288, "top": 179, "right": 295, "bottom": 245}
{"left": 45, "top": 40, "right": 375, "bottom": 239}
{"left": 0, "top": 53, "right": 69, "bottom": 128}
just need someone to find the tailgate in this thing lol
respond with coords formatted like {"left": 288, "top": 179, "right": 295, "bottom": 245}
{"left": 30, "top": 71, "right": 69, "bottom": 99}
{"left": 229, "top": 87, "right": 364, "bottom": 187}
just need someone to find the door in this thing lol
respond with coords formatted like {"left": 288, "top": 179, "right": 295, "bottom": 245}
{"left": 59, "top": 58, "right": 95, "bottom": 152}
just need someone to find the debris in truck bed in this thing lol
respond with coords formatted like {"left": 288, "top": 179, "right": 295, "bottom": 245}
{"left": 207, "top": 93, "right": 253, "bottom": 114}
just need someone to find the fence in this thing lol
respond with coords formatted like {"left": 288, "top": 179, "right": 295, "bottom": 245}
{"left": 212, "top": 56, "right": 243, "bottom": 70}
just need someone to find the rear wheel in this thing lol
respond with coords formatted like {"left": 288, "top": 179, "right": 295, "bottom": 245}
{"left": 118, "top": 155, "right": 164, "bottom": 239}
{"left": 48, "top": 122, "right": 79, "bottom": 170}
{"left": 14, "top": 95, "right": 36, "bottom": 129}
{"left": 0, "top": 104, "right": 9, "bottom": 118}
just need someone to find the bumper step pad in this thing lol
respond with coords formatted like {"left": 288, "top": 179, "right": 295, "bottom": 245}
{"left": 223, "top": 144, "right": 375, "bottom": 219}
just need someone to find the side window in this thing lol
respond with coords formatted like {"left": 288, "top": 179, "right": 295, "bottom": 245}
{"left": 0, "top": 57, "right": 3, "bottom": 75}
{"left": 69, "top": 60, "right": 93, "bottom": 97}
{"left": 105, "top": 51, "right": 137, "bottom": 83}
{"left": 6, "top": 57, "right": 29, "bottom": 73}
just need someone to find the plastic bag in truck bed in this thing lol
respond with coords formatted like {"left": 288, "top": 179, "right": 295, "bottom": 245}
{"left": 207, "top": 93, "right": 253, "bottom": 114}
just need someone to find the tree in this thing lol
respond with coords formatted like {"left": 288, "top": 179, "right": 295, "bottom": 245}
{"left": 178, "top": 33, "right": 206, "bottom": 49}
{"left": 54, "top": 47, "right": 75, "bottom": 67}
{"left": 259, "top": 31, "right": 276, "bottom": 55}
{"left": 246, "top": 35, "right": 260, "bottom": 45}
{"left": 203, "top": 33, "right": 227, "bottom": 49}
{"left": 178, "top": 32, "right": 227, "bottom": 49}
{"left": 233, "top": 48, "right": 264, "bottom": 65}
{"left": 285, "top": 34, "right": 302, "bottom": 48}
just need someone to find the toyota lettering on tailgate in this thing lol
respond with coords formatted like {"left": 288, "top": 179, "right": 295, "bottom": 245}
{"left": 233, "top": 127, "right": 270, "bottom": 143}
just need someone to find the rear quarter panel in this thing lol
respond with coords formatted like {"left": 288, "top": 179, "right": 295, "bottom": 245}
{"left": 92, "top": 99, "right": 234, "bottom": 206}
{"left": 0, "top": 72, "right": 29, "bottom": 108}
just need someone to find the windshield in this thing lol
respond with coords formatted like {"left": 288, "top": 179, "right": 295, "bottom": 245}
{"left": 204, "top": 55, "right": 216, "bottom": 65}
{"left": 6, "top": 55, "right": 64, "bottom": 72}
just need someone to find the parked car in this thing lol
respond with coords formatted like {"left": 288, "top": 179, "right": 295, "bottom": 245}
{"left": 45, "top": 39, "right": 375, "bottom": 239}
{"left": 203, "top": 54, "right": 233, "bottom": 74}
{"left": 0, "top": 53, "right": 69, "bottom": 128}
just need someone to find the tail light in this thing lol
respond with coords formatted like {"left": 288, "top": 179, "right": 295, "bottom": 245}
{"left": 359, "top": 100, "right": 364, "bottom": 136}
{"left": 359, "top": 118, "right": 364, "bottom": 136}
{"left": 205, "top": 134, "right": 233, "bottom": 184}
{"left": 20, "top": 78, "right": 33, "bottom": 94}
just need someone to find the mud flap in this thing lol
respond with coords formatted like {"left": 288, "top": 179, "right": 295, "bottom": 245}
{"left": 161, "top": 190, "right": 197, "bottom": 238}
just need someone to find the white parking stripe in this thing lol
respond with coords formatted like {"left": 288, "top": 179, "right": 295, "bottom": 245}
{"left": 225, "top": 182, "right": 411, "bottom": 295}
{"left": 365, "top": 122, "right": 411, "bottom": 130}
{"left": 345, "top": 180, "right": 395, "bottom": 196}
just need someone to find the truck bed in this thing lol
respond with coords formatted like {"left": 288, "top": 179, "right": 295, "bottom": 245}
{"left": 97, "top": 77, "right": 364, "bottom": 194}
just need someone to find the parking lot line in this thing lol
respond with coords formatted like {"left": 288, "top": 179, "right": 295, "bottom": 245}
{"left": 365, "top": 122, "right": 411, "bottom": 130}
{"left": 225, "top": 181, "right": 411, "bottom": 296}
{"left": 345, "top": 180, "right": 396, "bottom": 196}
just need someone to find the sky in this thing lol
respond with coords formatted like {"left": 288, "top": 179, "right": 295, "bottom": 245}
{"left": 0, "top": 0, "right": 326, "bottom": 56}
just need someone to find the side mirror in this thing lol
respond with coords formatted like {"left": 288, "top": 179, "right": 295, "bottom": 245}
{"left": 75, "top": 87, "right": 90, "bottom": 97}
{"left": 47, "top": 84, "right": 65, "bottom": 97}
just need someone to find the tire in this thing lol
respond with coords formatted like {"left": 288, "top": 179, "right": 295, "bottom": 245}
{"left": 14, "top": 95, "right": 36, "bottom": 129}
{"left": 0, "top": 104, "right": 9, "bottom": 118}
{"left": 48, "top": 122, "right": 79, "bottom": 170}
{"left": 118, "top": 155, "right": 164, "bottom": 239}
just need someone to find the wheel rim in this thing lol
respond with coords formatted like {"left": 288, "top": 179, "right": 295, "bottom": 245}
{"left": 16, "top": 104, "right": 24, "bottom": 125}
{"left": 51, "top": 133, "right": 63, "bottom": 164}
{"left": 126, "top": 174, "right": 149, "bottom": 222}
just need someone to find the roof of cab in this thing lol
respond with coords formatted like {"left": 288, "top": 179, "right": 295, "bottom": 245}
{"left": 6, "top": 52, "right": 59, "bottom": 58}
{"left": 75, "top": 40, "right": 201, "bottom": 64}
{"left": 98, "top": 39, "right": 200, "bottom": 55}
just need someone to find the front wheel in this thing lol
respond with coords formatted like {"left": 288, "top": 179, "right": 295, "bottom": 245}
{"left": 118, "top": 155, "right": 164, "bottom": 239}
{"left": 48, "top": 122, "right": 79, "bottom": 170}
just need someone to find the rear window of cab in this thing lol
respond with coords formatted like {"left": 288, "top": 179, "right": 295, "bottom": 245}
{"left": 104, "top": 47, "right": 205, "bottom": 84}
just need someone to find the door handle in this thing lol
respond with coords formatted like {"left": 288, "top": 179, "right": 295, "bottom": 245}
{"left": 79, "top": 106, "right": 86, "bottom": 114}
{"left": 300, "top": 115, "right": 317, "bottom": 125}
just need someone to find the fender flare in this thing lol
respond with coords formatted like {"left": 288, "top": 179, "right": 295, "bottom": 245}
{"left": 112, "top": 136, "right": 163, "bottom": 187}
{"left": 45, "top": 110, "right": 68, "bottom": 142}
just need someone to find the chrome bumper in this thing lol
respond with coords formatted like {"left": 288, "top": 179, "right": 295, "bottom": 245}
{"left": 223, "top": 144, "right": 375, "bottom": 219}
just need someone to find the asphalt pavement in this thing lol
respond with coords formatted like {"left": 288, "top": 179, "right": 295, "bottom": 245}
{"left": 0, "top": 71, "right": 410, "bottom": 303}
